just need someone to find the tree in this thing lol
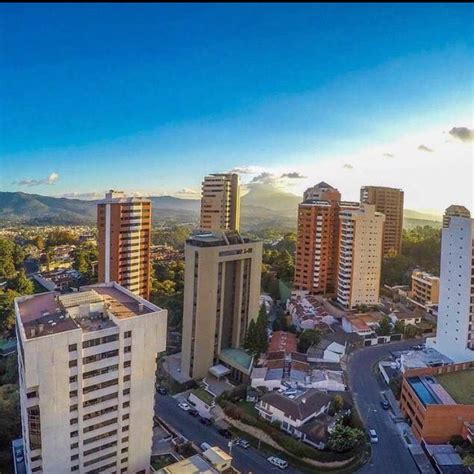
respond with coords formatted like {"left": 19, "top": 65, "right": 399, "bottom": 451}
{"left": 333, "top": 394, "right": 344, "bottom": 412}
{"left": 377, "top": 316, "right": 392, "bottom": 336}
{"left": 327, "top": 422, "right": 364, "bottom": 453}
{"left": 73, "top": 248, "right": 88, "bottom": 274}
{"left": 297, "top": 329, "right": 321, "bottom": 353}
{"left": 0, "top": 238, "right": 17, "bottom": 280}
{"left": 0, "top": 290, "right": 20, "bottom": 332}
{"left": 243, "top": 320, "right": 259, "bottom": 355}
{"left": 404, "top": 324, "right": 419, "bottom": 339}
{"left": 8, "top": 270, "right": 33, "bottom": 296}
{"left": 393, "top": 320, "right": 405, "bottom": 335}
{"left": 255, "top": 304, "right": 269, "bottom": 354}
{"left": 33, "top": 235, "right": 45, "bottom": 251}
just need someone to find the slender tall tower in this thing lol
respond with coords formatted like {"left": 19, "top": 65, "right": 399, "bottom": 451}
{"left": 97, "top": 191, "right": 151, "bottom": 299}
{"left": 360, "top": 186, "right": 404, "bottom": 256}
{"left": 336, "top": 204, "right": 385, "bottom": 309}
{"left": 294, "top": 182, "right": 341, "bottom": 295}
{"left": 200, "top": 173, "right": 240, "bottom": 231}
{"left": 15, "top": 283, "right": 167, "bottom": 474}
{"left": 181, "top": 231, "right": 262, "bottom": 379}
{"left": 427, "top": 212, "right": 474, "bottom": 362}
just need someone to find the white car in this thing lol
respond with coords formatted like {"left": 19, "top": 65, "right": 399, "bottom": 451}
{"left": 178, "top": 402, "right": 191, "bottom": 411}
{"left": 267, "top": 456, "right": 288, "bottom": 469}
{"left": 369, "top": 429, "right": 379, "bottom": 443}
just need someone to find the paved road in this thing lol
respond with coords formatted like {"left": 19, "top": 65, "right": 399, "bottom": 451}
{"left": 155, "top": 394, "right": 301, "bottom": 474}
{"left": 347, "top": 340, "right": 419, "bottom": 474}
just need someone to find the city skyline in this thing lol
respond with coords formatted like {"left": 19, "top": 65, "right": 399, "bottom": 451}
{"left": 1, "top": 4, "right": 473, "bottom": 212}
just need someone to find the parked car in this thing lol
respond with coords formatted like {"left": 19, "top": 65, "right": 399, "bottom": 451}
{"left": 199, "top": 417, "right": 213, "bottom": 426}
{"left": 217, "top": 428, "right": 232, "bottom": 439}
{"left": 369, "top": 429, "right": 379, "bottom": 443}
{"left": 267, "top": 456, "right": 288, "bottom": 469}
{"left": 200, "top": 442, "right": 212, "bottom": 451}
{"left": 380, "top": 400, "right": 390, "bottom": 410}
{"left": 188, "top": 408, "right": 199, "bottom": 417}
{"left": 178, "top": 402, "right": 191, "bottom": 411}
{"left": 157, "top": 386, "right": 168, "bottom": 395}
{"left": 236, "top": 438, "right": 250, "bottom": 448}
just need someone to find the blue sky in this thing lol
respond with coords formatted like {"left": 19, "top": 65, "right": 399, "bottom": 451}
{"left": 1, "top": 4, "right": 473, "bottom": 210}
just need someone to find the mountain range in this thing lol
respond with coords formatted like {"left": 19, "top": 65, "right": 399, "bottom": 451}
{"left": 0, "top": 188, "right": 441, "bottom": 230}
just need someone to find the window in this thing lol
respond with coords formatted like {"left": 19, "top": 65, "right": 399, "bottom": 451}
{"left": 70, "top": 431, "right": 78, "bottom": 438}
{"left": 71, "top": 454, "right": 78, "bottom": 461}
{"left": 83, "top": 378, "right": 118, "bottom": 394}
{"left": 69, "top": 375, "right": 77, "bottom": 383}
{"left": 71, "top": 466, "right": 79, "bottom": 472}
{"left": 69, "top": 344, "right": 77, "bottom": 352}
{"left": 83, "top": 349, "right": 119, "bottom": 365}
{"left": 82, "top": 334, "right": 119, "bottom": 348}
{"left": 69, "top": 360, "right": 77, "bottom": 368}
{"left": 122, "top": 414, "right": 129, "bottom": 421}
{"left": 124, "top": 331, "right": 131, "bottom": 338}
{"left": 70, "top": 418, "right": 78, "bottom": 425}
{"left": 123, "top": 361, "right": 131, "bottom": 368}
{"left": 122, "top": 425, "right": 129, "bottom": 432}
{"left": 123, "top": 375, "right": 130, "bottom": 382}
{"left": 124, "top": 345, "right": 131, "bottom": 353}
{"left": 121, "top": 447, "right": 128, "bottom": 453}
{"left": 122, "top": 401, "right": 130, "bottom": 408}
{"left": 123, "top": 388, "right": 130, "bottom": 396}
{"left": 69, "top": 390, "right": 78, "bottom": 398}
{"left": 83, "top": 418, "right": 117, "bottom": 434}
{"left": 71, "top": 442, "right": 78, "bottom": 449}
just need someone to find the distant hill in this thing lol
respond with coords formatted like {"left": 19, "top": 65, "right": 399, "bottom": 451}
{"left": 0, "top": 190, "right": 443, "bottom": 231}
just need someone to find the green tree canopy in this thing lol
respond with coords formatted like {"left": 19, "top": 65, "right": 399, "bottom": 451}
{"left": 243, "top": 320, "right": 259, "bottom": 355}
{"left": 297, "top": 329, "right": 321, "bottom": 353}
{"left": 327, "top": 422, "right": 364, "bottom": 453}
{"left": 377, "top": 316, "right": 392, "bottom": 336}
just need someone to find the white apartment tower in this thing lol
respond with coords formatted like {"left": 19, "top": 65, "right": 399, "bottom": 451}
{"left": 15, "top": 283, "right": 167, "bottom": 474}
{"left": 200, "top": 173, "right": 240, "bottom": 231}
{"left": 427, "top": 215, "right": 474, "bottom": 362}
{"left": 336, "top": 204, "right": 385, "bottom": 309}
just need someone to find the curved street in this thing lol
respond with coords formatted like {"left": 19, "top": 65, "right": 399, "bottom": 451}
{"left": 347, "top": 340, "right": 419, "bottom": 474}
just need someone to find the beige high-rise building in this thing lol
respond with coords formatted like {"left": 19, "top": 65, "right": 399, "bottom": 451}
{"left": 200, "top": 173, "right": 240, "bottom": 231}
{"left": 442, "top": 204, "right": 470, "bottom": 228}
{"left": 97, "top": 191, "right": 152, "bottom": 299}
{"left": 336, "top": 204, "right": 385, "bottom": 310}
{"left": 15, "top": 283, "right": 167, "bottom": 474}
{"left": 181, "top": 231, "right": 262, "bottom": 380}
{"left": 360, "top": 186, "right": 404, "bottom": 256}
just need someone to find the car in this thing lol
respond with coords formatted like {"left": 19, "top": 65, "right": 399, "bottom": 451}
{"left": 200, "top": 442, "right": 212, "bottom": 451}
{"left": 157, "top": 386, "right": 168, "bottom": 395}
{"left": 217, "top": 428, "right": 232, "bottom": 439}
{"left": 380, "top": 400, "right": 390, "bottom": 410}
{"left": 267, "top": 456, "right": 288, "bottom": 469}
{"left": 369, "top": 429, "right": 379, "bottom": 443}
{"left": 14, "top": 446, "right": 24, "bottom": 464}
{"left": 178, "top": 402, "right": 191, "bottom": 411}
{"left": 188, "top": 408, "right": 199, "bottom": 417}
{"left": 199, "top": 417, "right": 213, "bottom": 426}
{"left": 237, "top": 439, "right": 250, "bottom": 448}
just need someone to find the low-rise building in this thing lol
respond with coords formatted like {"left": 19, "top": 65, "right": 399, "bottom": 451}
{"left": 399, "top": 363, "right": 474, "bottom": 443}
{"left": 409, "top": 271, "right": 440, "bottom": 309}
{"left": 268, "top": 331, "right": 297, "bottom": 355}
{"left": 287, "top": 294, "right": 334, "bottom": 330}
{"left": 341, "top": 313, "right": 381, "bottom": 336}
{"left": 256, "top": 389, "right": 332, "bottom": 437}
{"left": 389, "top": 311, "right": 422, "bottom": 327}
{"left": 399, "top": 348, "right": 453, "bottom": 373}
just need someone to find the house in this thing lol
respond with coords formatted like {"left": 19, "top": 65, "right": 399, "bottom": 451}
{"left": 307, "top": 340, "right": 346, "bottom": 363}
{"left": 256, "top": 389, "right": 332, "bottom": 437}
{"left": 287, "top": 294, "right": 336, "bottom": 330}
{"left": 297, "top": 413, "right": 336, "bottom": 449}
{"left": 389, "top": 311, "right": 422, "bottom": 327}
{"left": 268, "top": 331, "right": 298, "bottom": 355}
{"left": 342, "top": 313, "right": 381, "bottom": 336}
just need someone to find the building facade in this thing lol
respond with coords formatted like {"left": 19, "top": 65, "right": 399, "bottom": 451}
{"left": 200, "top": 173, "right": 240, "bottom": 232}
{"left": 97, "top": 191, "right": 151, "bottom": 299}
{"left": 15, "top": 283, "right": 167, "bottom": 474}
{"left": 360, "top": 186, "right": 404, "bottom": 256}
{"left": 399, "top": 363, "right": 474, "bottom": 444}
{"left": 336, "top": 204, "right": 385, "bottom": 310}
{"left": 294, "top": 183, "right": 341, "bottom": 295}
{"left": 427, "top": 215, "right": 474, "bottom": 362}
{"left": 442, "top": 204, "right": 471, "bottom": 228}
{"left": 409, "top": 271, "right": 440, "bottom": 308}
{"left": 181, "top": 231, "right": 262, "bottom": 379}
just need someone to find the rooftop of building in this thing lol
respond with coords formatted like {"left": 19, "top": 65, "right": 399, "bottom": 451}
{"left": 261, "top": 388, "right": 333, "bottom": 420}
{"left": 412, "top": 270, "right": 439, "bottom": 281}
{"left": 436, "top": 369, "right": 474, "bottom": 405}
{"left": 268, "top": 331, "right": 298, "bottom": 354}
{"left": 159, "top": 454, "right": 218, "bottom": 474}
{"left": 219, "top": 347, "right": 254, "bottom": 373}
{"left": 203, "top": 446, "right": 232, "bottom": 465}
{"left": 16, "top": 283, "right": 158, "bottom": 340}
{"left": 186, "top": 230, "right": 256, "bottom": 247}
{"left": 400, "top": 348, "right": 453, "bottom": 371}
{"left": 97, "top": 190, "right": 151, "bottom": 204}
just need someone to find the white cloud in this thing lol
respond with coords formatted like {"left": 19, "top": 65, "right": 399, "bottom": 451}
{"left": 13, "top": 172, "right": 60, "bottom": 187}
